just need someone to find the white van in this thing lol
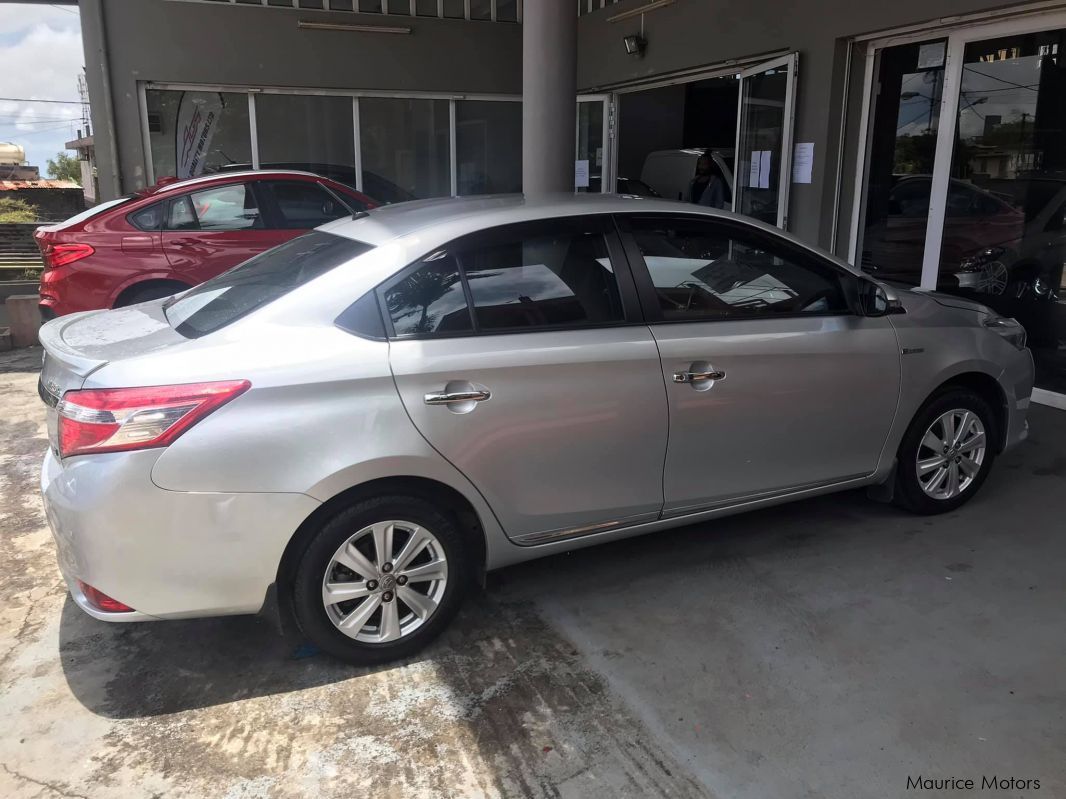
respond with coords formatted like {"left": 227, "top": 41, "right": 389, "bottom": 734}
{"left": 640, "top": 148, "right": 735, "bottom": 206}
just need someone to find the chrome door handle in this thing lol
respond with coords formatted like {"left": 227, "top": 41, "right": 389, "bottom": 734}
{"left": 673, "top": 369, "right": 725, "bottom": 384}
{"left": 424, "top": 389, "right": 491, "bottom": 405}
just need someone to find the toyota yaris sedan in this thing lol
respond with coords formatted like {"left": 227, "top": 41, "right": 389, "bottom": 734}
{"left": 38, "top": 195, "right": 1034, "bottom": 664}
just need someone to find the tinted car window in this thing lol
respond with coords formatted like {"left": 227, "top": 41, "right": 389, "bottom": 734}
{"left": 164, "top": 231, "right": 372, "bottom": 338}
{"left": 383, "top": 254, "right": 472, "bottom": 337}
{"left": 164, "top": 184, "right": 262, "bottom": 231}
{"left": 129, "top": 203, "right": 164, "bottom": 231}
{"left": 461, "top": 227, "right": 624, "bottom": 331}
{"left": 629, "top": 217, "right": 849, "bottom": 321}
{"left": 262, "top": 181, "right": 352, "bottom": 229}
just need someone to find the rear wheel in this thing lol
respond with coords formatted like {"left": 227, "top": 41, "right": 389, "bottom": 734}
{"left": 292, "top": 495, "right": 468, "bottom": 665}
{"left": 893, "top": 389, "right": 996, "bottom": 514}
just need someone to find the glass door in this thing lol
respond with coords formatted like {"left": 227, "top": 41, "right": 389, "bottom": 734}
{"left": 854, "top": 13, "right": 1066, "bottom": 401}
{"left": 576, "top": 95, "right": 612, "bottom": 193}
{"left": 931, "top": 26, "right": 1066, "bottom": 396}
{"left": 733, "top": 53, "right": 799, "bottom": 228}
{"left": 854, "top": 39, "right": 947, "bottom": 286}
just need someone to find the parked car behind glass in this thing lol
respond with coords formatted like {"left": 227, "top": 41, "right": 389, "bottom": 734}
{"left": 38, "top": 195, "right": 1033, "bottom": 665}
{"left": 34, "top": 170, "right": 376, "bottom": 318}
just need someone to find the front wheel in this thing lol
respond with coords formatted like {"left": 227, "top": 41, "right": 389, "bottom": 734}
{"left": 893, "top": 389, "right": 996, "bottom": 515}
{"left": 292, "top": 495, "right": 468, "bottom": 665}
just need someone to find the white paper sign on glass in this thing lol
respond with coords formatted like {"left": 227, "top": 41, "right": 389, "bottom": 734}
{"left": 759, "top": 150, "right": 772, "bottom": 189}
{"left": 917, "top": 41, "right": 946, "bottom": 70}
{"left": 792, "top": 142, "right": 814, "bottom": 184}
{"left": 575, "top": 160, "right": 590, "bottom": 188}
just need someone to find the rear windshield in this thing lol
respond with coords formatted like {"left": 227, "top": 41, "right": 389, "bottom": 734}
{"left": 58, "top": 197, "right": 130, "bottom": 226}
{"left": 164, "top": 231, "right": 373, "bottom": 338}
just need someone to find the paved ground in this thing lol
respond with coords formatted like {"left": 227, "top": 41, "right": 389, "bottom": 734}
{"left": 1, "top": 346, "right": 1063, "bottom": 798}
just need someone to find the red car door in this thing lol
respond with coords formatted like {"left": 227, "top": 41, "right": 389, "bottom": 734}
{"left": 160, "top": 181, "right": 294, "bottom": 284}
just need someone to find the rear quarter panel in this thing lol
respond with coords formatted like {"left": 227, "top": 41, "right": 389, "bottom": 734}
{"left": 97, "top": 321, "right": 508, "bottom": 564}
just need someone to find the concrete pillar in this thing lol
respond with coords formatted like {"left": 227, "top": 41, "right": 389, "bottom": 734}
{"left": 522, "top": 1, "right": 577, "bottom": 195}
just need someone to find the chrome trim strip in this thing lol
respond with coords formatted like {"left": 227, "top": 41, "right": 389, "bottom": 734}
{"left": 512, "top": 475, "right": 873, "bottom": 547}
{"left": 662, "top": 473, "right": 870, "bottom": 519}
{"left": 515, "top": 520, "right": 622, "bottom": 546}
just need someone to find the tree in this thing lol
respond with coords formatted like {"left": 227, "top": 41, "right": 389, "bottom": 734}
{"left": 0, "top": 198, "right": 39, "bottom": 223}
{"left": 47, "top": 151, "right": 81, "bottom": 185}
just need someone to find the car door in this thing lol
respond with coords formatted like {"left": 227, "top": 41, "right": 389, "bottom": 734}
{"left": 618, "top": 213, "right": 902, "bottom": 516}
{"left": 386, "top": 216, "right": 669, "bottom": 543}
{"left": 160, "top": 182, "right": 289, "bottom": 283}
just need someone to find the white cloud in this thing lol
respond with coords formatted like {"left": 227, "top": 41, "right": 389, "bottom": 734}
{"left": 0, "top": 4, "right": 83, "bottom": 177}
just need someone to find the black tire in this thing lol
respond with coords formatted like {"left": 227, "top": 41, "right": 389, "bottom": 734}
{"left": 893, "top": 388, "right": 997, "bottom": 515}
{"left": 292, "top": 494, "right": 468, "bottom": 666}
{"left": 114, "top": 282, "right": 189, "bottom": 308}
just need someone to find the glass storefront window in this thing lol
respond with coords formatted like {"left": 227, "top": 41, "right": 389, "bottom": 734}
{"left": 455, "top": 100, "right": 521, "bottom": 195}
{"left": 254, "top": 94, "right": 356, "bottom": 188}
{"left": 146, "top": 89, "right": 251, "bottom": 182}
{"left": 359, "top": 97, "right": 451, "bottom": 202}
{"left": 859, "top": 41, "right": 946, "bottom": 286}
{"left": 937, "top": 29, "right": 1066, "bottom": 393}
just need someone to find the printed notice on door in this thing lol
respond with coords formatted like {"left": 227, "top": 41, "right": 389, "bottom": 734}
{"left": 792, "top": 142, "right": 814, "bottom": 184}
{"left": 575, "top": 160, "right": 590, "bottom": 188}
{"left": 749, "top": 151, "right": 773, "bottom": 189}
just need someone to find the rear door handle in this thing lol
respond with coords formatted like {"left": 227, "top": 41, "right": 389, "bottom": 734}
{"left": 673, "top": 369, "right": 725, "bottom": 384}
{"left": 424, "top": 389, "right": 491, "bottom": 405}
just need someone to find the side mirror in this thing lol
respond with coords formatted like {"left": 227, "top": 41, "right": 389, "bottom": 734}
{"left": 859, "top": 279, "right": 904, "bottom": 317}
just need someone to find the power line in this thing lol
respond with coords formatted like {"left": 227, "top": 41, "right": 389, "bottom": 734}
{"left": 49, "top": 4, "right": 79, "bottom": 14}
{"left": 0, "top": 97, "right": 81, "bottom": 105}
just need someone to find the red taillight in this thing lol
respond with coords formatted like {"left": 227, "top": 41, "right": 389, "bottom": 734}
{"left": 57, "top": 380, "right": 251, "bottom": 458}
{"left": 42, "top": 243, "right": 95, "bottom": 269}
{"left": 77, "top": 580, "right": 134, "bottom": 613}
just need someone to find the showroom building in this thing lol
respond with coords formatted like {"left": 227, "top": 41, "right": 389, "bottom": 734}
{"left": 66, "top": 0, "right": 1066, "bottom": 406}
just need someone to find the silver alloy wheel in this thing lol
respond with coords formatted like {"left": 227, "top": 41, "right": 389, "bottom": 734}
{"left": 321, "top": 520, "right": 449, "bottom": 644}
{"left": 977, "top": 261, "right": 1009, "bottom": 295}
{"left": 916, "top": 409, "right": 987, "bottom": 500}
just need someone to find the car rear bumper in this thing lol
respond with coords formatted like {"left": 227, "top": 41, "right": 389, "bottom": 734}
{"left": 41, "top": 447, "right": 320, "bottom": 621}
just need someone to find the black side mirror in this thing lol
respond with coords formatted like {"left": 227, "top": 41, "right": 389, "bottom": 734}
{"left": 859, "top": 279, "right": 904, "bottom": 317}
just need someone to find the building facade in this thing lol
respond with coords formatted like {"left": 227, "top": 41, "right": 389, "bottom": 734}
{"left": 78, "top": 0, "right": 1066, "bottom": 404}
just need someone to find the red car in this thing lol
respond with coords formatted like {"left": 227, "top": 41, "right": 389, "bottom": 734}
{"left": 35, "top": 170, "right": 377, "bottom": 318}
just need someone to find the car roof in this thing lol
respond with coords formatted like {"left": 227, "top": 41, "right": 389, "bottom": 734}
{"left": 142, "top": 169, "right": 328, "bottom": 197}
{"left": 318, "top": 193, "right": 861, "bottom": 276}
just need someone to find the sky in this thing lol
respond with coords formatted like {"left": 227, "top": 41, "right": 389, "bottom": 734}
{"left": 0, "top": 3, "right": 83, "bottom": 178}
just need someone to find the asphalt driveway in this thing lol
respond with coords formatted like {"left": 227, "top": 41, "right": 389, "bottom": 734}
{"left": 1, "top": 346, "right": 1063, "bottom": 798}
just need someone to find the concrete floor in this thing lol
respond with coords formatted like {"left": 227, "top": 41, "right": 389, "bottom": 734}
{"left": 1, "top": 346, "right": 1063, "bottom": 798}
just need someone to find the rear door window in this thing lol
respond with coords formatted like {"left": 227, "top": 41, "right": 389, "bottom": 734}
{"left": 164, "top": 231, "right": 373, "bottom": 338}
{"left": 377, "top": 218, "right": 627, "bottom": 338}
{"left": 462, "top": 224, "right": 624, "bottom": 331}
{"left": 383, "top": 254, "right": 472, "bottom": 336}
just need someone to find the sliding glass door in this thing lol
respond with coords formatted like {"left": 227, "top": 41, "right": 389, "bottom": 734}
{"left": 855, "top": 15, "right": 1066, "bottom": 399}
{"left": 733, "top": 53, "right": 799, "bottom": 228}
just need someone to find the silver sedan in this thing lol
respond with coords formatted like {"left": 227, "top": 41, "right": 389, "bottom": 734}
{"left": 38, "top": 195, "right": 1034, "bottom": 664}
